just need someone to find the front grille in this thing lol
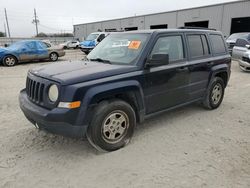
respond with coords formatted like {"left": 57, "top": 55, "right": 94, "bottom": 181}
{"left": 242, "top": 56, "right": 250, "bottom": 64}
{"left": 26, "top": 77, "right": 45, "bottom": 104}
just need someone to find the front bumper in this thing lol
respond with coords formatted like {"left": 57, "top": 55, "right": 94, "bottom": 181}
{"left": 19, "top": 89, "right": 87, "bottom": 138}
{"left": 239, "top": 60, "right": 250, "bottom": 72}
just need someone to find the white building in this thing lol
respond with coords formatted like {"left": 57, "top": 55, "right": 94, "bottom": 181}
{"left": 74, "top": 0, "right": 250, "bottom": 40}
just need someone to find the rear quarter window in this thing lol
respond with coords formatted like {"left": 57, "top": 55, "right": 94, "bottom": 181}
{"left": 210, "top": 34, "right": 227, "bottom": 55}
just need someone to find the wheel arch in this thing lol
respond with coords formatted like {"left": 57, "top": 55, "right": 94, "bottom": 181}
{"left": 209, "top": 64, "right": 230, "bottom": 87}
{"left": 77, "top": 81, "right": 145, "bottom": 127}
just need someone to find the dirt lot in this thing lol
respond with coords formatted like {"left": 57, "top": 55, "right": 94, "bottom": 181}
{"left": 0, "top": 50, "right": 250, "bottom": 188}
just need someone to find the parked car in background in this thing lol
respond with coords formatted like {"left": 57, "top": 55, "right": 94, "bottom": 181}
{"left": 0, "top": 40, "right": 65, "bottom": 66}
{"left": 19, "top": 29, "right": 231, "bottom": 151}
{"left": 60, "top": 40, "right": 80, "bottom": 49}
{"left": 226, "top": 32, "right": 250, "bottom": 55}
{"left": 79, "top": 32, "right": 109, "bottom": 54}
{"left": 232, "top": 38, "right": 250, "bottom": 72}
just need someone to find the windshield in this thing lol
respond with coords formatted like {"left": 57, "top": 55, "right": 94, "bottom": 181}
{"left": 227, "top": 33, "right": 249, "bottom": 41}
{"left": 87, "top": 33, "right": 149, "bottom": 65}
{"left": 86, "top": 34, "right": 99, "bottom": 41}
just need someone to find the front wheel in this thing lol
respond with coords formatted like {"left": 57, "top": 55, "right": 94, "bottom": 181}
{"left": 49, "top": 52, "right": 58, "bottom": 62}
{"left": 3, "top": 55, "right": 17, "bottom": 66}
{"left": 87, "top": 100, "right": 136, "bottom": 152}
{"left": 203, "top": 77, "right": 225, "bottom": 109}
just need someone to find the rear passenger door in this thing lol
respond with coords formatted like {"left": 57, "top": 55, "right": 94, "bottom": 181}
{"left": 186, "top": 33, "right": 212, "bottom": 101}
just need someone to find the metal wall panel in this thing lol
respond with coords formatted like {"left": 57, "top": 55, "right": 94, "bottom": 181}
{"left": 144, "top": 12, "right": 177, "bottom": 29}
{"left": 177, "top": 5, "right": 223, "bottom": 30}
{"left": 222, "top": 1, "right": 250, "bottom": 36}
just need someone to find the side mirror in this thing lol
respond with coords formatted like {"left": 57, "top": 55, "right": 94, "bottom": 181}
{"left": 246, "top": 44, "right": 250, "bottom": 49}
{"left": 146, "top": 54, "right": 169, "bottom": 68}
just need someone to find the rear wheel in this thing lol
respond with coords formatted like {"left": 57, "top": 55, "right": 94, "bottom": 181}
{"left": 3, "top": 55, "right": 17, "bottom": 66}
{"left": 87, "top": 100, "right": 136, "bottom": 152}
{"left": 49, "top": 52, "right": 58, "bottom": 62}
{"left": 203, "top": 77, "right": 225, "bottom": 109}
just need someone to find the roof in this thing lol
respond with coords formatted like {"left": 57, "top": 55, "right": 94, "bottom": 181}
{"left": 111, "top": 29, "right": 221, "bottom": 35}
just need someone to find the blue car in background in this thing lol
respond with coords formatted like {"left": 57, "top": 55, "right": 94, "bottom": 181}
{"left": 0, "top": 40, "right": 65, "bottom": 66}
{"left": 79, "top": 32, "right": 108, "bottom": 54}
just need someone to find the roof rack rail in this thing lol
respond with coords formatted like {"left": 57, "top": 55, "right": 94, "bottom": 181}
{"left": 178, "top": 26, "right": 216, "bottom": 31}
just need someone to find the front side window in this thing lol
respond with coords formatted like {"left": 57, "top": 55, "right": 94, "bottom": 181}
{"left": 87, "top": 33, "right": 149, "bottom": 65}
{"left": 150, "top": 35, "right": 184, "bottom": 62}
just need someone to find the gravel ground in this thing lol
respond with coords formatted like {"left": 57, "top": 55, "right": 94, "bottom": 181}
{"left": 0, "top": 50, "right": 249, "bottom": 188}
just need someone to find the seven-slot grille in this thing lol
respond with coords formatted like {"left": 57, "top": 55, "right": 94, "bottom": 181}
{"left": 26, "top": 77, "right": 45, "bottom": 104}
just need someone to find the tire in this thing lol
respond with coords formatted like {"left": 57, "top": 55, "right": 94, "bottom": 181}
{"left": 87, "top": 100, "right": 136, "bottom": 152}
{"left": 3, "top": 55, "right": 17, "bottom": 67}
{"left": 49, "top": 52, "right": 58, "bottom": 62}
{"left": 75, "top": 45, "right": 79, "bottom": 49}
{"left": 203, "top": 77, "right": 225, "bottom": 110}
{"left": 63, "top": 46, "right": 67, "bottom": 50}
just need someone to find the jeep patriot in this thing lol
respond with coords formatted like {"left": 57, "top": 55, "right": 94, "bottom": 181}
{"left": 19, "top": 29, "right": 231, "bottom": 151}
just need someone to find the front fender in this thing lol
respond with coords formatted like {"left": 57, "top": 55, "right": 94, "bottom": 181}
{"left": 76, "top": 80, "right": 145, "bottom": 126}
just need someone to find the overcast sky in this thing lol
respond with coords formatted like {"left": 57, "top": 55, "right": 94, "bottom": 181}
{"left": 0, "top": 0, "right": 239, "bottom": 37}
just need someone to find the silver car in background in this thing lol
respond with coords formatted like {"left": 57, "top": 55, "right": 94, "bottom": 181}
{"left": 232, "top": 38, "right": 250, "bottom": 72}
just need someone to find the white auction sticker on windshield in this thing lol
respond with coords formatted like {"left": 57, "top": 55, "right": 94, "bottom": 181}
{"left": 112, "top": 41, "right": 131, "bottom": 47}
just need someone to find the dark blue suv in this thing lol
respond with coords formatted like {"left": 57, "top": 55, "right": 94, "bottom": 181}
{"left": 19, "top": 29, "right": 231, "bottom": 151}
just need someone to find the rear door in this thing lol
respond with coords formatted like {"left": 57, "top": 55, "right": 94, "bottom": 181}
{"left": 185, "top": 33, "right": 212, "bottom": 101}
{"left": 143, "top": 34, "right": 190, "bottom": 114}
{"left": 19, "top": 41, "right": 38, "bottom": 61}
{"left": 36, "top": 41, "right": 49, "bottom": 60}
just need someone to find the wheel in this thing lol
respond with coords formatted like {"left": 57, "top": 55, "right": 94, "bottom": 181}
{"left": 3, "top": 55, "right": 17, "bottom": 67}
{"left": 75, "top": 45, "right": 79, "bottom": 49}
{"left": 49, "top": 52, "right": 58, "bottom": 62}
{"left": 63, "top": 46, "right": 67, "bottom": 50}
{"left": 87, "top": 100, "right": 136, "bottom": 152}
{"left": 203, "top": 77, "right": 225, "bottom": 109}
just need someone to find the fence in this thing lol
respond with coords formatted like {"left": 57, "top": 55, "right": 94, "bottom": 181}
{"left": 0, "top": 37, "right": 74, "bottom": 46}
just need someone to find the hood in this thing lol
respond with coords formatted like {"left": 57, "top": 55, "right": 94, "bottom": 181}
{"left": 80, "top": 40, "right": 96, "bottom": 47}
{"left": 30, "top": 61, "right": 137, "bottom": 85}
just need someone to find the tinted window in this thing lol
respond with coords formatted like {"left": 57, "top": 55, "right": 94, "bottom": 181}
{"left": 210, "top": 34, "right": 227, "bottom": 54}
{"left": 187, "top": 35, "right": 210, "bottom": 58}
{"left": 150, "top": 35, "right": 184, "bottom": 62}
{"left": 187, "top": 35, "right": 204, "bottom": 58}
{"left": 201, "top": 35, "right": 210, "bottom": 55}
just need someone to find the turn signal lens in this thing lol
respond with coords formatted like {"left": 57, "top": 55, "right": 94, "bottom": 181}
{"left": 58, "top": 101, "right": 81, "bottom": 109}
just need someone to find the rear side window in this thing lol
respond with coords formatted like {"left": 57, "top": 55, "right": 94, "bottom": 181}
{"left": 210, "top": 34, "right": 227, "bottom": 54}
{"left": 187, "top": 34, "right": 210, "bottom": 58}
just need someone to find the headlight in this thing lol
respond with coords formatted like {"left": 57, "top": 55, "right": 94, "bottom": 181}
{"left": 48, "top": 84, "right": 59, "bottom": 102}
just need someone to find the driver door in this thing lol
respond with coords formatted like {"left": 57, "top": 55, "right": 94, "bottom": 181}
{"left": 143, "top": 34, "right": 190, "bottom": 114}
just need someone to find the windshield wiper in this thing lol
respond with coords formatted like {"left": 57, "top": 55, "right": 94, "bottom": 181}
{"left": 90, "top": 58, "right": 111, "bottom": 64}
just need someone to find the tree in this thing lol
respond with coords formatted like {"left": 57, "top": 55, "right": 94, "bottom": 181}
{"left": 0, "top": 32, "right": 6, "bottom": 37}
{"left": 36, "top": 32, "right": 47, "bottom": 37}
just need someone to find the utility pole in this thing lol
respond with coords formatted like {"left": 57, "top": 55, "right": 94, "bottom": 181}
{"left": 32, "top": 8, "right": 39, "bottom": 36}
{"left": 4, "top": 23, "right": 7, "bottom": 37}
{"left": 4, "top": 8, "right": 11, "bottom": 38}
